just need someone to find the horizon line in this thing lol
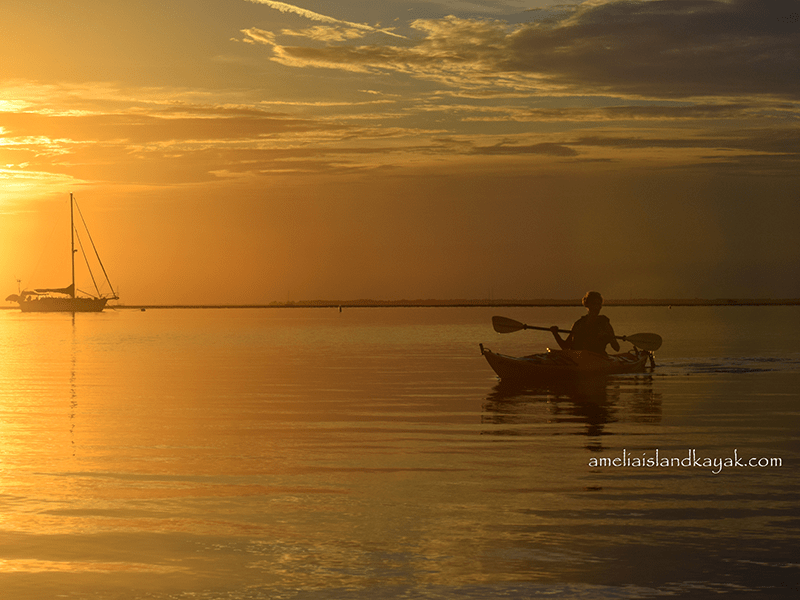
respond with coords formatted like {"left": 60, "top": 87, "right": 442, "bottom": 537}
{"left": 104, "top": 297, "right": 800, "bottom": 309}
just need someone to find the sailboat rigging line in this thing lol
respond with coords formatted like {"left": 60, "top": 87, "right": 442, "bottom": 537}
{"left": 72, "top": 227, "right": 102, "bottom": 297}
{"left": 73, "top": 197, "right": 117, "bottom": 298}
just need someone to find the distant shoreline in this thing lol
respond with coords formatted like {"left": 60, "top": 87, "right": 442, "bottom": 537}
{"left": 4, "top": 298, "right": 799, "bottom": 311}
{"left": 104, "top": 298, "right": 800, "bottom": 309}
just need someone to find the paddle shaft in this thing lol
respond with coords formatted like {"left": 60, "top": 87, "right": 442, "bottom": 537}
{"left": 521, "top": 323, "right": 629, "bottom": 341}
{"left": 491, "top": 316, "right": 662, "bottom": 351}
{"left": 521, "top": 324, "right": 571, "bottom": 335}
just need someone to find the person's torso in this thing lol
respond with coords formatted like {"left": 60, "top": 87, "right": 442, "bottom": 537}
{"left": 571, "top": 315, "right": 611, "bottom": 353}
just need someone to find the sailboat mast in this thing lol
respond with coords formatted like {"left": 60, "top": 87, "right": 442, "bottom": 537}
{"left": 70, "top": 193, "right": 76, "bottom": 298}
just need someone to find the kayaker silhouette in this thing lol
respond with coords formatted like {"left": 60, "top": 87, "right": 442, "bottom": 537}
{"left": 550, "top": 291, "right": 621, "bottom": 354}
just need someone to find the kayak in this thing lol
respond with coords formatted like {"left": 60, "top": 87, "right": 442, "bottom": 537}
{"left": 480, "top": 344, "right": 654, "bottom": 381}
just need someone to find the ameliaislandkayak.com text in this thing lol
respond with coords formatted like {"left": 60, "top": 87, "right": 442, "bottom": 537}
{"left": 588, "top": 449, "right": 782, "bottom": 475}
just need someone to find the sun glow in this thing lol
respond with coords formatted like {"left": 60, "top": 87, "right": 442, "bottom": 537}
{"left": 0, "top": 169, "right": 78, "bottom": 205}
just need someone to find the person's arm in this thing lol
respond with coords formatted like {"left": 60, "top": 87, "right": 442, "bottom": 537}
{"left": 550, "top": 326, "right": 572, "bottom": 350}
{"left": 607, "top": 321, "right": 621, "bottom": 352}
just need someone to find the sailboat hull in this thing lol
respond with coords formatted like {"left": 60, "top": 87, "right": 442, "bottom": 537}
{"left": 18, "top": 297, "right": 108, "bottom": 313}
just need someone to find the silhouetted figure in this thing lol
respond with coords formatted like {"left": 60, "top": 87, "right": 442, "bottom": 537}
{"left": 550, "top": 291, "right": 620, "bottom": 354}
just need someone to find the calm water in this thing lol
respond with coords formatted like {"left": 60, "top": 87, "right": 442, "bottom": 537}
{"left": 0, "top": 306, "right": 798, "bottom": 599}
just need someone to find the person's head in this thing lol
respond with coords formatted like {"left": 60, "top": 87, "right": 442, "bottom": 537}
{"left": 582, "top": 291, "right": 603, "bottom": 313}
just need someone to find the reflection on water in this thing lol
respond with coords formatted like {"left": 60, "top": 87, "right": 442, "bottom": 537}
{"left": 482, "top": 375, "right": 662, "bottom": 449}
{"left": 0, "top": 307, "right": 798, "bottom": 599}
{"left": 69, "top": 314, "right": 78, "bottom": 456}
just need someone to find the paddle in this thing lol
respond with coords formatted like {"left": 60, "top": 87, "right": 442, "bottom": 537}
{"left": 492, "top": 316, "right": 663, "bottom": 351}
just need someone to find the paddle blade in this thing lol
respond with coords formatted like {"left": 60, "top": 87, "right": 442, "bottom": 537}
{"left": 625, "top": 333, "right": 662, "bottom": 351}
{"left": 492, "top": 316, "right": 526, "bottom": 334}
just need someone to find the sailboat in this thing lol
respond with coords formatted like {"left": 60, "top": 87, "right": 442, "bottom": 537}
{"left": 6, "top": 193, "right": 118, "bottom": 312}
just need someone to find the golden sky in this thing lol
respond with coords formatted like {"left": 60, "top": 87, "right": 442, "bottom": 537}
{"left": 1, "top": 0, "right": 798, "bottom": 304}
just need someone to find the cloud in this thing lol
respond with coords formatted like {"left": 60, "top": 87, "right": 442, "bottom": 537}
{"left": 470, "top": 141, "right": 578, "bottom": 156}
{"left": 281, "top": 26, "right": 371, "bottom": 42}
{"left": 506, "top": 0, "right": 800, "bottom": 99}
{"left": 244, "top": 0, "right": 800, "bottom": 100}
{"left": 575, "top": 128, "right": 800, "bottom": 154}
{"left": 242, "top": 16, "right": 523, "bottom": 82}
{"left": 245, "top": 0, "right": 406, "bottom": 39}
{"left": 1, "top": 81, "right": 471, "bottom": 185}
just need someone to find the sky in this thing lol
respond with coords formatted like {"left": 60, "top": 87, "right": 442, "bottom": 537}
{"left": 1, "top": 0, "right": 798, "bottom": 304}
